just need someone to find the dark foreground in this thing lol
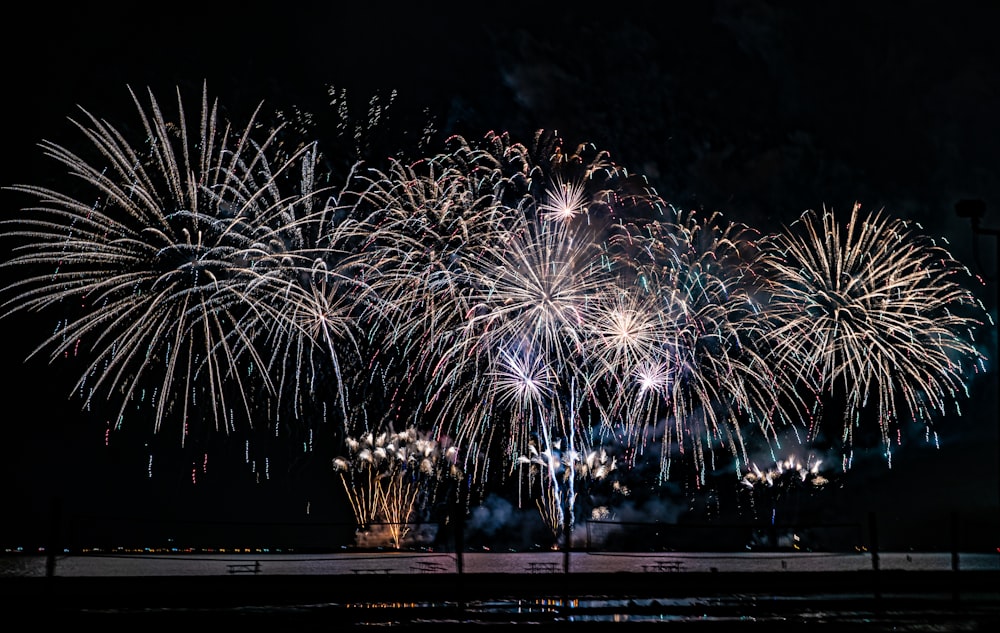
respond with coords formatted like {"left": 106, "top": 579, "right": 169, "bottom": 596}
{"left": 4, "top": 569, "right": 998, "bottom": 630}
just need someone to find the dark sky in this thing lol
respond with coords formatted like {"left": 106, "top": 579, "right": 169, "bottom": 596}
{"left": 2, "top": 1, "right": 998, "bottom": 552}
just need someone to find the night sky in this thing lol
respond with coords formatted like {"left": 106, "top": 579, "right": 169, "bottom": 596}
{"left": 2, "top": 1, "right": 998, "bottom": 552}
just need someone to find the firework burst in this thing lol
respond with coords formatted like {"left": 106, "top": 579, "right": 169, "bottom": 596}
{"left": 516, "top": 433, "right": 618, "bottom": 542}
{"left": 344, "top": 130, "right": 662, "bottom": 489}
{"left": 600, "top": 208, "right": 806, "bottom": 484}
{"left": 1, "top": 84, "right": 988, "bottom": 515}
{"left": 757, "top": 203, "right": 987, "bottom": 464}
{"left": 333, "top": 425, "right": 461, "bottom": 548}
{"left": 0, "top": 83, "right": 327, "bottom": 445}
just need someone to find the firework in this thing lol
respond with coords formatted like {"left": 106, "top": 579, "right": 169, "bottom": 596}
{"left": 234, "top": 159, "right": 375, "bottom": 433}
{"left": 0, "top": 83, "right": 329, "bottom": 446}
{"left": 457, "top": 213, "right": 613, "bottom": 457}
{"left": 741, "top": 453, "right": 828, "bottom": 489}
{"left": 333, "top": 426, "right": 461, "bottom": 548}
{"left": 757, "top": 203, "right": 987, "bottom": 464}
{"left": 1, "top": 84, "right": 987, "bottom": 517}
{"left": 345, "top": 130, "right": 661, "bottom": 489}
{"left": 738, "top": 452, "right": 831, "bottom": 549}
{"left": 516, "top": 432, "right": 618, "bottom": 542}
{"left": 598, "top": 208, "right": 807, "bottom": 485}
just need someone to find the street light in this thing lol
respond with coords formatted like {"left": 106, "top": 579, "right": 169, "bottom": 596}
{"left": 955, "top": 198, "right": 1000, "bottom": 534}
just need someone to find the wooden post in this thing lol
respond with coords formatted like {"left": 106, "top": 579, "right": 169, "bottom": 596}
{"left": 45, "top": 496, "right": 62, "bottom": 578}
{"left": 868, "top": 512, "right": 881, "bottom": 604}
{"left": 951, "top": 511, "right": 961, "bottom": 607}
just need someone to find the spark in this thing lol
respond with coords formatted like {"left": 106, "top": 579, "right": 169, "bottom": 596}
{"left": 1, "top": 88, "right": 987, "bottom": 514}
{"left": 758, "top": 203, "right": 987, "bottom": 459}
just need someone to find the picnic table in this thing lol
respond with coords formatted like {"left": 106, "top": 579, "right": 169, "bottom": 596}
{"left": 641, "top": 559, "right": 684, "bottom": 572}
{"left": 226, "top": 561, "right": 261, "bottom": 575}
{"left": 410, "top": 560, "right": 448, "bottom": 573}
{"left": 524, "top": 561, "right": 560, "bottom": 573}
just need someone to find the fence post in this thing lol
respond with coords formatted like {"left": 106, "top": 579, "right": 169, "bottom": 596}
{"left": 563, "top": 516, "right": 570, "bottom": 574}
{"left": 453, "top": 481, "right": 465, "bottom": 574}
{"left": 45, "top": 496, "right": 62, "bottom": 578}
{"left": 868, "top": 512, "right": 881, "bottom": 603}
{"left": 951, "top": 511, "right": 961, "bottom": 607}
{"left": 951, "top": 511, "right": 960, "bottom": 572}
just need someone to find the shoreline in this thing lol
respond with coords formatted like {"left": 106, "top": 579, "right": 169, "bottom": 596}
{"left": 4, "top": 566, "right": 998, "bottom": 630}
{"left": 4, "top": 568, "right": 998, "bottom": 606}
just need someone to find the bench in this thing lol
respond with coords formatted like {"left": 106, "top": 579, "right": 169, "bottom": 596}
{"left": 227, "top": 561, "right": 261, "bottom": 575}
{"left": 410, "top": 561, "right": 448, "bottom": 573}
{"left": 525, "top": 561, "right": 560, "bottom": 573}
{"left": 642, "top": 559, "right": 684, "bottom": 572}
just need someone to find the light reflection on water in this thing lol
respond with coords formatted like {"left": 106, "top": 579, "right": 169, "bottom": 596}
{"left": 73, "top": 593, "right": 1000, "bottom": 629}
{"left": 2, "top": 552, "right": 997, "bottom": 628}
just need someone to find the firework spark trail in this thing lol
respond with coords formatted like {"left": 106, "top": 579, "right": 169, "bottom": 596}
{"left": 233, "top": 158, "right": 379, "bottom": 433}
{"left": 333, "top": 426, "right": 461, "bottom": 548}
{"left": 741, "top": 453, "right": 828, "bottom": 489}
{"left": 455, "top": 213, "right": 613, "bottom": 463}
{"left": 468, "top": 214, "right": 608, "bottom": 373}
{"left": 599, "top": 209, "right": 809, "bottom": 484}
{"left": 583, "top": 285, "right": 670, "bottom": 388}
{"left": 345, "top": 153, "right": 516, "bottom": 377}
{"left": 758, "top": 203, "right": 987, "bottom": 460}
{"left": 343, "top": 131, "right": 661, "bottom": 487}
{"left": 333, "top": 148, "right": 527, "bottom": 465}
{"left": 0, "top": 83, "right": 328, "bottom": 445}
{"left": 517, "top": 432, "right": 618, "bottom": 541}
{"left": 0, "top": 85, "right": 988, "bottom": 505}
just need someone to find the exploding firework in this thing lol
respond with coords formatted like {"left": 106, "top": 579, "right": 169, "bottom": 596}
{"left": 234, "top": 160, "right": 375, "bottom": 435}
{"left": 515, "top": 433, "right": 618, "bottom": 543}
{"left": 738, "top": 452, "right": 832, "bottom": 549}
{"left": 757, "top": 203, "right": 988, "bottom": 466}
{"left": 741, "top": 453, "right": 828, "bottom": 489}
{"left": 345, "top": 130, "right": 663, "bottom": 489}
{"left": 0, "top": 84, "right": 988, "bottom": 521}
{"left": 598, "top": 208, "right": 809, "bottom": 485}
{"left": 333, "top": 425, "right": 461, "bottom": 548}
{"left": 0, "top": 83, "right": 331, "bottom": 447}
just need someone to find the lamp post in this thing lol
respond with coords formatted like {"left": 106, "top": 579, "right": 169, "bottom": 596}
{"left": 955, "top": 199, "right": 1000, "bottom": 533}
